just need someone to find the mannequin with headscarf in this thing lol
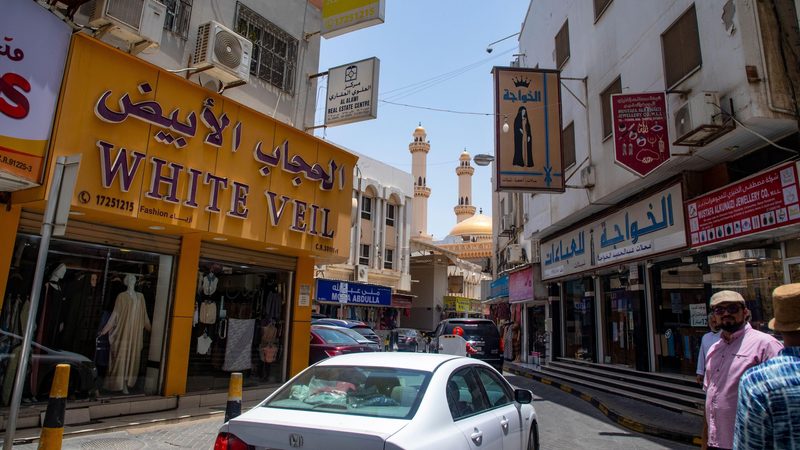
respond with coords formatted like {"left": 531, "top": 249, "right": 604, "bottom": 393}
{"left": 100, "top": 273, "right": 151, "bottom": 394}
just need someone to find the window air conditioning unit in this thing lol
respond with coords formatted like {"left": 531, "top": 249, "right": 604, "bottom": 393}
{"left": 500, "top": 213, "right": 514, "bottom": 236}
{"left": 507, "top": 244, "right": 524, "bottom": 264}
{"left": 672, "top": 91, "right": 734, "bottom": 147}
{"left": 355, "top": 264, "right": 369, "bottom": 283}
{"left": 192, "top": 21, "right": 252, "bottom": 87}
{"left": 85, "top": 0, "right": 166, "bottom": 53}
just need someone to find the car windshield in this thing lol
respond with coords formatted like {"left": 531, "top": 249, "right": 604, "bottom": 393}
{"left": 330, "top": 327, "right": 372, "bottom": 344}
{"left": 351, "top": 326, "right": 378, "bottom": 338}
{"left": 314, "top": 328, "right": 360, "bottom": 344}
{"left": 264, "top": 365, "right": 430, "bottom": 420}
{"left": 445, "top": 322, "right": 499, "bottom": 341}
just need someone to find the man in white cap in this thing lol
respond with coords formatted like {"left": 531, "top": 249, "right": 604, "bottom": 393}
{"left": 734, "top": 283, "right": 800, "bottom": 449}
{"left": 701, "top": 290, "right": 783, "bottom": 450}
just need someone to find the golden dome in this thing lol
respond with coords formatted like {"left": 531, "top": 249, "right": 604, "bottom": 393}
{"left": 459, "top": 149, "right": 471, "bottom": 161}
{"left": 449, "top": 213, "right": 492, "bottom": 237}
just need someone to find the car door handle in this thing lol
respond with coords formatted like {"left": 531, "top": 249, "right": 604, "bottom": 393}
{"left": 470, "top": 428, "right": 483, "bottom": 445}
{"left": 500, "top": 416, "right": 509, "bottom": 432}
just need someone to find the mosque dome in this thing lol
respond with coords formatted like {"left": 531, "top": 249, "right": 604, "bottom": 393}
{"left": 459, "top": 149, "right": 471, "bottom": 161}
{"left": 449, "top": 213, "right": 492, "bottom": 237}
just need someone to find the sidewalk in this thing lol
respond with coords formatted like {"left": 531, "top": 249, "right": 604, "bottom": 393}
{"left": 504, "top": 361, "right": 703, "bottom": 447}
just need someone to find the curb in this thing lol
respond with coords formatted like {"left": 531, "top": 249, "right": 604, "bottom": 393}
{"left": 504, "top": 366, "right": 702, "bottom": 447}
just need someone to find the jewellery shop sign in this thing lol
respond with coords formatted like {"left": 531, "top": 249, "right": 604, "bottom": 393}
{"left": 316, "top": 279, "right": 391, "bottom": 306}
{"left": 42, "top": 34, "right": 356, "bottom": 258}
{"left": 540, "top": 182, "right": 687, "bottom": 280}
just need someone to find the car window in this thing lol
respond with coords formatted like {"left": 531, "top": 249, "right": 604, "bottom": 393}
{"left": 447, "top": 368, "right": 490, "bottom": 420}
{"left": 351, "top": 326, "right": 378, "bottom": 338}
{"left": 444, "top": 321, "right": 499, "bottom": 341}
{"left": 476, "top": 367, "right": 513, "bottom": 408}
{"left": 314, "top": 328, "right": 360, "bottom": 344}
{"left": 332, "top": 327, "right": 372, "bottom": 343}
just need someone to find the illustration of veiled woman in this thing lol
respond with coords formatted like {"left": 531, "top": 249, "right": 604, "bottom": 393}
{"left": 513, "top": 106, "right": 533, "bottom": 167}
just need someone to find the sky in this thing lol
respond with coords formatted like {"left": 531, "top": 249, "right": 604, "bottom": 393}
{"left": 315, "top": 1, "right": 530, "bottom": 241}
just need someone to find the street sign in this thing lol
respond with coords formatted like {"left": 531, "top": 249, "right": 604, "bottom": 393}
{"left": 611, "top": 92, "right": 670, "bottom": 177}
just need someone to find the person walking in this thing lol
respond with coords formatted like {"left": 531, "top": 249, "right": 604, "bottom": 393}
{"left": 733, "top": 283, "right": 800, "bottom": 449}
{"left": 701, "top": 290, "right": 783, "bottom": 450}
{"left": 696, "top": 313, "right": 721, "bottom": 384}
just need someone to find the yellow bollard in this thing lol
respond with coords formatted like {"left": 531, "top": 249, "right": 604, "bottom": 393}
{"left": 224, "top": 372, "right": 243, "bottom": 422}
{"left": 38, "top": 364, "right": 70, "bottom": 450}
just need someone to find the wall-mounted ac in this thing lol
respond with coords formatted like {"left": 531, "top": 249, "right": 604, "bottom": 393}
{"left": 85, "top": 0, "right": 166, "bottom": 53}
{"left": 191, "top": 21, "right": 252, "bottom": 86}
{"left": 579, "top": 165, "right": 595, "bottom": 188}
{"left": 507, "top": 244, "right": 524, "bottom": 264}
{"left": 355, "top": 264, "right": 369, "bottom": 283}
{"left": 500, "top": 213, "right": 515, "bottom": 236}
{"left": 673, "top": 91, "right": 733, "bottom": 146}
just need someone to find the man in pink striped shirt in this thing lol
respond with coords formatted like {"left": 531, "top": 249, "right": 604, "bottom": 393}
{"left": 701, "top": 290, "right": 783, "bottom": 450}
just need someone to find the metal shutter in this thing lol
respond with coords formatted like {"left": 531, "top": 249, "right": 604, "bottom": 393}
{"left": 200, "top": 242, "right": 296, "bottom": 272}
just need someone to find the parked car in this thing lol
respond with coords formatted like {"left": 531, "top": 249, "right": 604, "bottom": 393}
{"left": 431, "top": 318, "right": 503, "bottom": 371}
{"left": 394, "top": 328, "right": 424, "bottom": 352}
{"left": 215, "top": 352, "right": 538, "bottom": 450}
{"left": 326, "top": 325, "right": 384, "bottom": 352}
{"left": 309, "top": 325, "right": 377, "bottom": 365}
{"left": 0, "top": 330, "right": 98, "bottom": 400}
{"left": 311, "top": 318, "right": 382, "bottom": 349}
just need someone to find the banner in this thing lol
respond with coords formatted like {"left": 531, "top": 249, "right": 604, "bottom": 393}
{"left": 322, "top": 0, "right": 385, "bottom": 38}
{"left": 493, "top": 67, "right": 564, "bottom": 192}
{"left": 316, "top": 279, "right": 391, "bottom": 306}
{"left": 611, "top": 92, "right": 670, "bottom": 177}
{"left": 509, "top": 266, "right": 533, "bottom": 303}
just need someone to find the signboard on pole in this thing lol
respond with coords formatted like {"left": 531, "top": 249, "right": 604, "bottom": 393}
{"left": 322, "top": 0, "right": 385, "bottom": 39}
{"left": 611, "top": 92, "right": 670, "bottom": 177}
{"left": 325, "top": 57, "right": 379, "bottom": 127}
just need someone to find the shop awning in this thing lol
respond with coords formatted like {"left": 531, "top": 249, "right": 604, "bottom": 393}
{"left": 410, "top": 239, "right": 483, "bottom": 273}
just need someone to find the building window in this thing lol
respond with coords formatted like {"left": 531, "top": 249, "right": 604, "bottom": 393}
{"left": 562, "top": 122, "right": 576, "bottom": 169}
{"left": 593, "top": 0, "right": 612, "bottom": 21}
{"left": 600, "top": 77, "right": 622, "bottom": 140}
{"left": 163, "top": 0, "right": 192, "bottom": 39}
{"left": 235, "top": 2, "right": 298, "bottom": 94}
{"left": 361, "top": 197, "right": 372, "bottom": 220}
{"left": 386, "top": 204, "right": 396, "bottom": 226}
{"left": 661, "top": 4, "right": 701, "bottom": 90}
{"left": 555, "top": 20, "right": 570, "bottom": 69}
{"left": 384, "top": 249, "right": 394, "bottom": 270}
{"left": 359, "top": 244, "right": 370, "bottom": 266}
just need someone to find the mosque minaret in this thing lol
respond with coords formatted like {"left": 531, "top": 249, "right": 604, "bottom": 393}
{"left": 409, "top": 124, "right": 432, "bottom": 241}
{"left": 454, "top": 149, "right": 477, "bottom": 223}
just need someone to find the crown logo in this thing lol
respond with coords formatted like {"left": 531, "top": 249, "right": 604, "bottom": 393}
{"left": 512, "top": 77, "right": 531, "bottom": 88}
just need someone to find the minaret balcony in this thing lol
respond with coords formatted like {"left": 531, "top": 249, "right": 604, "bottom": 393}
{"left": 456, "top": 166, "right": 475, "bottom": 176}
{"left": 414, "top": 186, "right": 431, "bottom": 197}
{"left": 408, "top": 142, "right": 430, "bottom": 154}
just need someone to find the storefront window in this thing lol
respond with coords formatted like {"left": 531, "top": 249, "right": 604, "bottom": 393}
{"left": 563, "top": 278, "right": 596, "bottom": 362}
{"left": 525, "top": 304, "right": 547, "bottom": 363}
{"left": 601, "top": 269, "right": 648, "bottom": 370}
{"left": 185, "top": 260, "right": 291, "bottom": 392}
{"left": 1, "top": 235, "right": 173, "bottom": 404}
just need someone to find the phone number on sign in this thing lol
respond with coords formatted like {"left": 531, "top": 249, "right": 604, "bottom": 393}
{"left": 96, "top": 194, "right": 134, "bottom": 212}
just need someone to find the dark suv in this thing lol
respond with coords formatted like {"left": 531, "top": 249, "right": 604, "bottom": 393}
{"left": 431, "top": 318, "right": 502, "bottom": 371}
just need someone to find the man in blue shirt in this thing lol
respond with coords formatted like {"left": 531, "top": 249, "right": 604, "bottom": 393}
{"left": 734, "top": 283, "right": 800, "bottom": 449}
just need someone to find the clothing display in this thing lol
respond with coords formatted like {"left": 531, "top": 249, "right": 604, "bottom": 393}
{"left": 222, "top": 318, "right": 255, "bottom": 371}
{"left": 101, "top": 282, "right": 152, "bottom": 393}
{"left": 199, "top": 300, "right": 217, "bottom": 324}
{"left": 197, "top": 332, "right": 213, "bottom": 355}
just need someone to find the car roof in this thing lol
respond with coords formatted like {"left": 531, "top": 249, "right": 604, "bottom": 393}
{"left": 313, "top": 318, "right": 369, "bottom": 327}
{"left": 317, "top": 352, "right": 464, "bottom": 371}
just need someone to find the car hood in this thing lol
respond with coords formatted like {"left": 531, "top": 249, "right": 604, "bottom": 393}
{"left": 228, "top": 406, "right": 408, "bottom": 449}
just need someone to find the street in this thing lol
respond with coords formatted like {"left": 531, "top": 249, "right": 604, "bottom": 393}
{"left": 13, "top": 374, "right": 695, "bottom": 449}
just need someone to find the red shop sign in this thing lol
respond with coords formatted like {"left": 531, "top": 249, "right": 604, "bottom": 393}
{"left": 611, "top": 92, "right": 670, "bottom": 177}
{"left": 686, "top": 162, "right": 800, "bottom": 247}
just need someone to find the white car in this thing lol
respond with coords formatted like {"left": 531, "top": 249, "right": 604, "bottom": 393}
{"left": 214, "top": 352, "right": 539, "bottom": 450}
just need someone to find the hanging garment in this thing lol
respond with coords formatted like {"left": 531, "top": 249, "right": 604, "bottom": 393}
{"left": 199, "top": 300, "right": 217, "bottom": 324}
{"left": 260, "top": 343, "right": 278, "bottom": 363}
{"left": 222, "top": 318, "right": 255, "bottom": 371}
{"left": 197, "top": 332, "right": 213, "bottom": 355}
{"left": 261, "top": 323, "right": 278, "bottom": 343}
{"left": 102, "top": 290, "right": 152, "bottom": 392}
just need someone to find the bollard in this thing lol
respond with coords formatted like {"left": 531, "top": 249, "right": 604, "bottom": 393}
{"left": 224, "top": 372, "right": 243, "bottom": 422}
{"left": 38, "top": 364, "right": 70, "bottom": 450}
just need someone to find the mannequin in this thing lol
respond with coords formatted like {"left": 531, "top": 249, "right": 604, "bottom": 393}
{"left": 32, "top": 263, "right": 67, "bottom": 394}
{"left": 201, "top": 272, "right": 218, "bottom": 296}
{"left": 100, "top": 273, "right": 151, "bottom": 394}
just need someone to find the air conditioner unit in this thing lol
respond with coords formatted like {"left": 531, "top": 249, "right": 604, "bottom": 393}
{"left": 507, "top": 244, "right": 524, "bottom": 264}
{"left": 355, "top": 264, "right": 369, "bottom": 283}
{"left": 672, "top": 91, "right": 733, "bottom": 146}
{"left": 192, "top": 21, "right": 252, "bottom": 86}
{"left": 579, "top": 165, "right": 596, "bottom": 188}
{"left": 86, "top": 0, "right": 166, "bottom": 52}
{"left": 500, "top": 213, "right": 515, "bottom": 236}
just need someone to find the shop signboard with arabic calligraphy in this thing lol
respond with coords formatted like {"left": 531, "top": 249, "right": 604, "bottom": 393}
{"left": 611, "top": 92, "right": 670, "bottom": 177}
{"left": 321, "top": 0, "right": 385, "bottom": 39}
{"left": 686, "top": 162, "right": 800, "bottom": 247}
{"left": 493, "top": 67, "right": 564, "bottom": 192}
{"left": 509, "top": 266, "right": 533, "bottom": 303}
{"left": 316, "top": 279, "right": 391, "bottom": 306}
{"left": 36, "top": 34, "right": 356, "bottom": 260}
{"left": 0, "top": 0, "right": 70, "bottom": 188}
{"left": 325, "top": 57, "right": 379, "bottom": 126}
{"left": 541, "top": 183, "right": 687, "bottom": 280}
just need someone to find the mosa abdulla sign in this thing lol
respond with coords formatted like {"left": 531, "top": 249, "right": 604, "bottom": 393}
{"left": 325, "top": 57, "right": 379, "bottom": 126}
{"left": 493, "top": 67, "right": 564, "bottom": 193}
{"left": 316, "top": 278, "right": 391, "bottom": 306}
{"left": 322, "top": 0, "right": 385, "bottom": 39}
{"left": 611, "top": 92, "right": 670, "bottom": 177}
{"left": 0, "top": 0, "right": 70, "bottom": 189}
{"left": 686, "top": 161, "right": 800, "bottom": 247}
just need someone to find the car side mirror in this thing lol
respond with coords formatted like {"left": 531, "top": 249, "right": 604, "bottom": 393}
{"left": 514, "top": 389, "right": 533, "bottom": 404}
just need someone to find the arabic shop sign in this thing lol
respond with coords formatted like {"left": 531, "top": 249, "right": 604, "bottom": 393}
{"left": 489, "top": 275, "right": 508, "bottom": 299}
{"left": 509, "top": 266, "right": 533, "bottom": 303}
{"left": 686, "top": 161, "right": 800, "bottom": 248}
{"left": 45, "top": 34, "right": 356, "bottom": 258}
{"left": 492, "top": 67, "right": 564, "bottom": 193}
{"left": 316, "top": 278, "right": 391, "bottom": 306}
{"left": 325, "top": 57, "right": 379, "bottom": 127}
{"left": 443, "top": 296, "right": 479, "bottom": 313}
{"left": 541, "top": 183, "right": 687, "bottom": 280}
{"left": 321, "top": 0, "right": 385, "bottom": 39}
{"left": 0, "top": 0, "right": 70, "bottom": 188}
{"left": 611, "top": 92, "right": 671, "bottom": 178}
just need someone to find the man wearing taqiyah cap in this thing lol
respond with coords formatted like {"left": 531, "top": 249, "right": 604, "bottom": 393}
{"left": 701, "top": 290, "right": 783, "bottom": 450}
{"left": 734, "top": 283, "right": 800, "bottom": 449}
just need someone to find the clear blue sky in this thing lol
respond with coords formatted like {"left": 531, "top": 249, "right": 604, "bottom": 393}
{"left": 316, "top": 1, "right": 530, "bottom": 241}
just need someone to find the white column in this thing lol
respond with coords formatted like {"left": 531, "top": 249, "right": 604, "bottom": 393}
{"left": 353, "top": 188, "right": 363, "bottom": 266}
{"left": 396, "top": 202, "right": 404, "bottom": 272}
{"left": 373, "top": 196, "right": 383, "bottom": 270}
{"left": 379, "top": 195, "right": 388, "bottom": 271}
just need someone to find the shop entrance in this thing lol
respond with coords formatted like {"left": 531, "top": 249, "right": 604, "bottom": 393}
{"left": 563, "top": 278, "right": 596, "bottom": 362}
